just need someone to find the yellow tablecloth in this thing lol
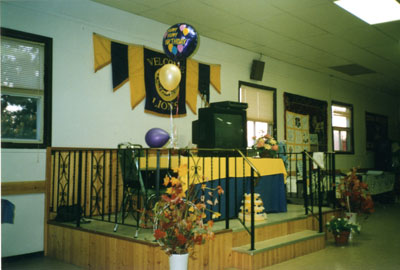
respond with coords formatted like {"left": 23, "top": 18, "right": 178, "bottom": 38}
{"left": 139, "top": 156, "right": 287, "bottom": 183}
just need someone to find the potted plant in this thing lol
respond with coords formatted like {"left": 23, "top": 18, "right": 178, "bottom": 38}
{"left": 153, "top": 164, "right": 223, "bottom": 270}
{"left": 252, "top": 134, "right": 279, "bottom": 158}
{"left": 337, "top": 168, "right": 374, "bottom": 221}
{"left": 326, "top": 215, "right": 361, "bottom": 245}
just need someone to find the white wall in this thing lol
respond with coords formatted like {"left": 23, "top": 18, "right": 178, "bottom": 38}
{"left": 1, "top": 0, "right": 399, "bottom": 257}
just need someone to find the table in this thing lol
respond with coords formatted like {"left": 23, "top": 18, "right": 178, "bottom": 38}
{"left": 360, "top": 171, "right": 395, "bottom": 195}
{"left": 138, "top": 152, "right": 288, "bottom": 218}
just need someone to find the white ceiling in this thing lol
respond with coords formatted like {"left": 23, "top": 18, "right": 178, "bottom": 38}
{"left": 92, "top": 0, "right": 400, "bottom": 97}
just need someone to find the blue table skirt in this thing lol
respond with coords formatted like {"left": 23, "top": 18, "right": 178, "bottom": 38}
{"left": 197, "top": 174, "right": 287, "bottom": 220}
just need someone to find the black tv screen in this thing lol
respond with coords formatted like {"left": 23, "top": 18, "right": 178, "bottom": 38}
{"left": 193, "top": 105, "right": 247, "bottom": 149}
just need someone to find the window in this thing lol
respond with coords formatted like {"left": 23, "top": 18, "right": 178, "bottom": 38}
{"left": 332, "top": 101, "right": 353, "bottom": 153}
{"left": 1, "top": 28, "right": 52, "bottom": 148}
{"left": 239, "top": 81, "right": 276, "bottom": 147}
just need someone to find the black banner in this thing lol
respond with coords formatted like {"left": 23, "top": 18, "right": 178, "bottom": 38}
{"left": 111, "top": 42, "right": 128, "bottom": 90}
{"left": 144, "top": 48, "right": 187, "bottom": 116}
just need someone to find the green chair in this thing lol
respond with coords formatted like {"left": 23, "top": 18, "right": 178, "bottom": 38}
{"left": 113, "top": 143, "right": 161, "bottom": 238}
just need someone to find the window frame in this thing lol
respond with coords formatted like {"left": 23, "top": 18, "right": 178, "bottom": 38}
{"left": 331, "top": 100, "right": 354, "bottom": 154}
{"left": 1, "top": 28, "right": 52, "bottom": 149}
{"left": 239, "top": 81, "right": 277, "bottom": 146}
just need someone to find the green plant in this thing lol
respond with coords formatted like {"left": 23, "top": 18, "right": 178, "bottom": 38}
{"left": 326, "top": 215, "right": 361, "bottom": 234}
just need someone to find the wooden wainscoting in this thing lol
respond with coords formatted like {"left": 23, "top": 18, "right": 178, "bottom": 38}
{"left": 46, "top": 223, "right": 233, "bottom": 270}
{"left": 1, "top": 180, "right": 46, "bottom": 195}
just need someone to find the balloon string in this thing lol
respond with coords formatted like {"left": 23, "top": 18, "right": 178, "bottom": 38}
{"left": 176, "top": 61, "right": 180, "bottom": 115}
{"left": 170, "top": 103, "right": 174, "bottom": 147}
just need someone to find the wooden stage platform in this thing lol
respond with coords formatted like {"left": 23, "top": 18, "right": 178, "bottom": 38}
{"left": 45, "top": 204, "right": 339, "bottom": 270}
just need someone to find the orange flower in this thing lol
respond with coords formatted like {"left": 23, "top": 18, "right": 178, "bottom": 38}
{"left": 186, "top": 221, "right": 193, "bottom": 231}
{"left": 177, "top": 234, "right": 187, "bottom": 245}
{"left": 207, "top": 220, "right": 214, "bottom": 228}
{"left": 154, "top": 229, "right": 166, "bottom": 240}
{"left": 256, "top": 140, "right": 265, "bottom": 148}
{"left": 163, "top": 175, "right": 170, "bottom": 186}
{"left": 212, "top": 212, "right": 221, "bottom": 219}
{"left": 196, "top": 203, "right": 205, "bottom": 210}
{"left": 194, "top": 235, "right": 203, "bottom": 245}
{"left": 217, "top": 185, "right": 224, "bottom": 195}
{"left": 174, "top": 164, "right": 188, "bottom": 177}
{"left": 170, "top": 177, "right": 180, "bottom": 187}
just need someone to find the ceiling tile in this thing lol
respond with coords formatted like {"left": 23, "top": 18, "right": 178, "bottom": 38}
{"left": 256, "top": 12, "right": 327, "bottom": 39}
{"left": 154, "top": 0, "right": 245, "bottom": 30}
{"left": 204, "top": 30, "right": 262, "bottom": 51}
{"left": 139, "top": 8, "right": 187, "bottom": 26}
{"left": 92, "top": 0, "right": 152, "bottom": 13}
{"left": 199, "top": 0, "right": 284, "bottom": 21}
{"left": 270, "top": 0, "right": 327, "bottom": 12}
{"left": 292, "top": 2, "right": 366, "bottom": 33}
{"left": 335, "top": 26, "right": 397, "bottom": 48}
{"left": 220, "top": 22, "right": 291, "bottom": 49}
{"left": 375, "top": 21, "right": 400, "bottom": 40}
{"left": 365, "top": 45, "right": 400, "bottom": 66}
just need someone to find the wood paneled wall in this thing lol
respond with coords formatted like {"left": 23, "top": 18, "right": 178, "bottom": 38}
{"left": 46, "top": 224, "right": 233, "bottom": 270}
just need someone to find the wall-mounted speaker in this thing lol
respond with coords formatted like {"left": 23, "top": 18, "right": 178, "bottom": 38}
{"left": 250, "top": 60, "right": 265, "bottom": 81}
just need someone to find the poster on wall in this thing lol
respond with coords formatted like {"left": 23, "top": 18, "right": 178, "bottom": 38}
{"left": 285, "top": 111, "right": 310, "bottom": 156}
{"left": 284, "top": 92, "right": 328, "bottom": 152}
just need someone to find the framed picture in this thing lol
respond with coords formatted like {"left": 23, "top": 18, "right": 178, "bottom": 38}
{"left": 284, "top": 93, "right": 328, "bottom": 152}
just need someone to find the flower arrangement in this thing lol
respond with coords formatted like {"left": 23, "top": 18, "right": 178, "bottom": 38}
{"left": 326, "top": 215, "right": 361, "bottom": 235}
{"left": 252, "top": 134, "right": 279, "bottom": 158}
{"left": 337, "top": 168, "right": 374, "bottom": 216}
{"left": 153, "top": 164, "right": 223, "bottom": 255}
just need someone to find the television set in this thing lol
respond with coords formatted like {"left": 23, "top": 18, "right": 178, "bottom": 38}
{"left": 192, "top": 102, "right": 248, "bottom": 151}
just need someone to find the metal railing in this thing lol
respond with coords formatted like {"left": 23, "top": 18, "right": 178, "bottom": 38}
{"left": 302, "top": 151, "right": 336, "bottom": 233}
{"left": 46, "top": 147, "right": 335, "bottom": 250}
{"left": 47, "top": 147, "right": 262, "bottom": 248}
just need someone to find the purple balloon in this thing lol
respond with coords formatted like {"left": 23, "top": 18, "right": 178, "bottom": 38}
{"left": 145, "top": 128, "right": 170, "bottom": 148}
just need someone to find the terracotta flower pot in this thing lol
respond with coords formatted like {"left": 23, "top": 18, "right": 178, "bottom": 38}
{"left": 334, "top": 231, "right": 350, "bottom": 246}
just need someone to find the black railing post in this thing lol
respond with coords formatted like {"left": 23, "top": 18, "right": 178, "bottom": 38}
{"left": 51, "top": 151, "right": 56, "bottom": 213}
{"left": 225, "top": 154, "right": 230, "bottom": 229}
{"left": 156, "top": 149, "right": 160, "bottom": 200}
{"left": 332, "top": 153, "right": 336, "bottom": 209}
{"left": 302, "top": 151, "right": 308, "bottom": 215}
{"left": 76, "top": 150, "right": 83, "bottom": 228}
{"left": 308, "top": 156, "right": 314, "bottom": 210}
{"left": 317, "top": 167, "right": 323, "bottom": 233}
{"left": 250, "top": 168, "right": 255, "bottom": 251}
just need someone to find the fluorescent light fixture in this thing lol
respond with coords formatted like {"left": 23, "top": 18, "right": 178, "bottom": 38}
{"left": 334, "top": 0, "right": 400, "bottom": 24}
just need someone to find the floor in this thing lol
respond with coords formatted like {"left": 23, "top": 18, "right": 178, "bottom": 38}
{"left": 2, "top": 202, "right": 400, "bottom": 270}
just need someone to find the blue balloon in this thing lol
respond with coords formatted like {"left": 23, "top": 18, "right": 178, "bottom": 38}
{"left": 162, "top": 23, "right": 198, "bottom": 61}
{"left": 145, "top": 128, "right": 170, "bottom": 148}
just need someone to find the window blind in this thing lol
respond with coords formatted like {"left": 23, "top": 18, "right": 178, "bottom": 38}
{"left": 240, "top": 84, "right": 274, "bottom": 123}
{"left": 1, "top": 37, "right": 44, "bottom": 91}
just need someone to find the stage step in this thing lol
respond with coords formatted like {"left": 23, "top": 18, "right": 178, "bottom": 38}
{"left": 232, "top": 230, "right": 325, "bottom": 270}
